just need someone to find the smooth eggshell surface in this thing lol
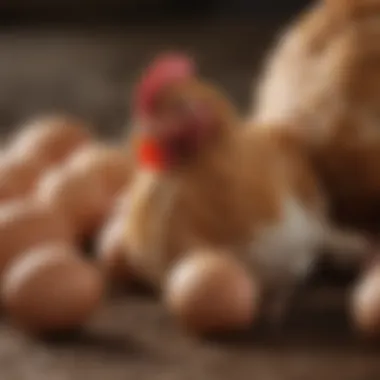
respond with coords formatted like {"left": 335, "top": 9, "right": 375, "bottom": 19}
{"left": 8, "top": 115, "right": 92, "bottom": 169}
{"left": 0, "top": 153, "right": 41, "bottom": 201}
{"left": 2, "top": 242, "right": 104, "bottom": 334}
{"left": 36, "top": 165, "right": 111, "bottom": 239}
{"left": 66, "top": 143, "right": 131, "bottom": 197}
{"left": 0, "top": 200, "right": 73, "bottom": 276}
{"left": 164, "top": 249, "right": 259, "bottom": 335}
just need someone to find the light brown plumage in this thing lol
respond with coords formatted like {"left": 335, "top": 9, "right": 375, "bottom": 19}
{"left": 253, "top": 0, "right": 380, "bottom": 227}
{"left": 124, "top": 72, "right": 369, "bottom": 324}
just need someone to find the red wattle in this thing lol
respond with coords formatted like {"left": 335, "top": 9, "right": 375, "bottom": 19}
{"left": 138, "top": 137, "right": 166, "bottom": 171}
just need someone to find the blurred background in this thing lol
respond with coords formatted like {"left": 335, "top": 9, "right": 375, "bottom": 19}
{"left": 0, "top": 0, "right": 311, "bottom": 137}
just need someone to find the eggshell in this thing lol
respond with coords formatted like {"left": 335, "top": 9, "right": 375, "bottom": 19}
{"left": 96, "top": 212, "right": 130, "bottom": 284}
{"left": 0, "top": 153, "right": 41, "bottom": 201}
{"left": 351, "top": 262, "right": 380, "bottom": 336}
{"left": 0, "top": 200, "right": 73, "bottom": 276}
{"left": 66, "top": 143, "right": 131, "bottom": 197}
{"left": 8, "top": 115, "right": 92, "bottom": 169}
{"left": 163, "top": 249, "right": 259, "bottom": 335}
{"left": 36, "top": 165, "right": 111, "bottom": 239}
{"left": 1, "top": 242, "right": 104, "bottom": 334}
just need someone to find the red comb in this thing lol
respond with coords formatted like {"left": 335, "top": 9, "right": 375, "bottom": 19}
{"left": 134, "top": 52, "right": 195, "bottom": 117}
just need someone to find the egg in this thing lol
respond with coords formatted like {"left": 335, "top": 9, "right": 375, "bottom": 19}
{"left": 163, "top": 249, "right": 259, "bottom": 335}
{"left": 0, "top": 200, "right": 72, "bottom": 276}
{"left": 0, "top": 153, "right": 41, "bottom": 201}
{"left": 36, "top": 165, "right": 111, "bottom": 239}
{"left": 96, "top": 212, "right": 130, "bottom": 284}
{"left": 1, "top": 242, "right": 104, "bottom": 335}
{"left": 8, "top": 115, "right": 92, "bottom": 169}
{"left": 351, "top": 261, "right": 380, "bottom": 336}
{"left": 66, "top": 143, "right": 131, "bottom": 197}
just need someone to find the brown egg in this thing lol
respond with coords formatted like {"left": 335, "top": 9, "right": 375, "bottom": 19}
{"left": 8, "top": 115, "right": 92, "bottom": 169}
{"left": 0, "top": 153, "right": 41, "bottom": 201}
{"left": 36, "top": 165, "right": 111, "bottom": 239}
{"left": 1, "top": 242, "right": 104, "bottom": 335}
{"left": 351, "top": 262, "right": 380, "bottom": 336}
{"left": 0, "top": 200, "right": 73, "bottom": 276}
{"left": 163, "top": 249, "right": 259, "bottom": 335}
{"left": 96, "top": 212, "right": 130, "bottom": 284}
{"left": 66, "top": 143, "right": 131, "bottom": 197}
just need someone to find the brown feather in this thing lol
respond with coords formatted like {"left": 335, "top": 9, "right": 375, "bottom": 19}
{"left": 253, "top": 0, "right": 380, "bottom": 227}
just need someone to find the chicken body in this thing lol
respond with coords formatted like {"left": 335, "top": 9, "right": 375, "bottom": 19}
{"left": 126, "top": 117, "right": 366, "bottom": 320}
{"left": 124, "top": 56, "right": 368, "bottom": 323}
{"left": 252, "top": 0, "right": 380, "bottom": 227}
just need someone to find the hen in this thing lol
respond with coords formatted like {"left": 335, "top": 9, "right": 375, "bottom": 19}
{"left": 124, "top": 53, "right": 369, "bottom": 325}
{"left": 252, "top": 0, "right": 380, "bottom": 228}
